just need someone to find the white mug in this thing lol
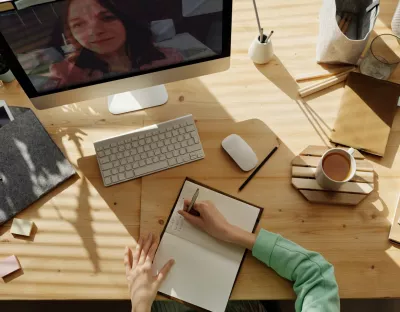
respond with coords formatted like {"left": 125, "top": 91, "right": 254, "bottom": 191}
{"left": 315, "top": 148, "right": 356, "bottom": 190}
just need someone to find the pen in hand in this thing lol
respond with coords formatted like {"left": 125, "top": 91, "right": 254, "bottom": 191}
{"left": 184, "top": 189, "right": 200, "bottom": 216}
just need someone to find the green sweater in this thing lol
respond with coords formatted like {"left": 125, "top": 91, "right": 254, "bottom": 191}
{"left": 252, "top": 229, "right": 340, "bottom": 312}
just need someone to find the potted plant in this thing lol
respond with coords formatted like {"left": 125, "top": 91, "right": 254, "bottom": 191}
{"left": 0, "top": 53, "right": 15, "bottom": 83}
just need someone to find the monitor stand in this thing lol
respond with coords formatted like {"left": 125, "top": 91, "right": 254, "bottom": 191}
{"left": 107, "top": 85, "right": 168, "bottom": 115}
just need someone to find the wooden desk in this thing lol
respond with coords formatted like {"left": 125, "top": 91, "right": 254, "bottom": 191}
{"left": 1, "top": 0, "right": 400, "bottom": 301}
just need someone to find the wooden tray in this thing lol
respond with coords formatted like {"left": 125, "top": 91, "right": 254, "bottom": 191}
{"left": 291, "top": 146, "right": 374, "bottom": 206}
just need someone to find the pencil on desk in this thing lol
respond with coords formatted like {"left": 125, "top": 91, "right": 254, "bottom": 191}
{"left": 239, "top": 145, "right": 279, "bottom": 191}
{"left": 295, "top": 66, "right": 354, "bottom": 82}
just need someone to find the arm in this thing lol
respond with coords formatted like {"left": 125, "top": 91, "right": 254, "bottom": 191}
{"left": 179, "top": 201, "right": 340, "bottom": 312}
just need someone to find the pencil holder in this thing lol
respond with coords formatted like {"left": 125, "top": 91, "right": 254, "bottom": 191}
{"left": 248, "top": 36, "right": 274, "bottom": 65}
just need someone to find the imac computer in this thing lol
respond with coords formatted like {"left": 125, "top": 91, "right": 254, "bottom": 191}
{"left": 0, "top": 0, "right": 232, "bottom": 114}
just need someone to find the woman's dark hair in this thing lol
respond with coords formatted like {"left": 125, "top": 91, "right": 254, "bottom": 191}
{"left": 63, "top": 0, "right": 165, "bottom": 73}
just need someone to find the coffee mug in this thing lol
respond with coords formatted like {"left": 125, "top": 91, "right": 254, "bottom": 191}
{"left": 315, "top": 148, "right": 356, "bottom": 190}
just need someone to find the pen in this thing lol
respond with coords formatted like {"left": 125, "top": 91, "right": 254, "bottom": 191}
{"left": 186, "top": 189, "right": 199, "bottom": 215}
{"left": 239, "top": 145, "right": 279, "bottom": 191}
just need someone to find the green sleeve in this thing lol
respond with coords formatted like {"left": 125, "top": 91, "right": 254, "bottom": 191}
{"left": 252, "top": 229, "right": 340, "bottom": 312}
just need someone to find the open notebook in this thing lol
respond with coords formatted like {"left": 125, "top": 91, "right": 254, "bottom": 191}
{"left": 153, "top": 178, "right": 263, "bottom": 312}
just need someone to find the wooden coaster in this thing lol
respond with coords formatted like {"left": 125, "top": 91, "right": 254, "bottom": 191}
{"left": 291, "top": 146, "right": 374, "bottom": 206}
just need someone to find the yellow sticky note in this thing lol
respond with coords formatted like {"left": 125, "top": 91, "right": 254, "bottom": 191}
{"left": 11, "top": 218, "right": 34, "bottom": 237}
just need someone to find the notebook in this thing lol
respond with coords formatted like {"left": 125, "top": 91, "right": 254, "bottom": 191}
{"left": 389, "top": 195, "right": 400, "bottom": 244}
{"left": 153, "top": 178, "right": 263, "bottom": 312}
{"left": 330, "top": 72, "right": 400, "bottom": 156}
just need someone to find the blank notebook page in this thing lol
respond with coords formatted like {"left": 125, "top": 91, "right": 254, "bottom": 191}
{"left": 153, "top": 180, "right": 261, "bottom": 312}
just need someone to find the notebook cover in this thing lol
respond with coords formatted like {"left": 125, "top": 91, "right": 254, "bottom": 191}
{"left": 389, "top": 197, "right": 400, "bottom": 244}
{"left": 157, "top": 177, "right": 264, "bottom": 311}
{"left": 0, "top": 107, "right": 76, "bottom": 224}
{"left": 330, "top": 72, "right": 400, "bottom": 156}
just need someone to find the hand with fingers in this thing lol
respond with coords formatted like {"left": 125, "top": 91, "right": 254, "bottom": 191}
{"left": 124, "top": 233, "right": 175, "bottom": 312}
{"left": 178, "top": 199, "right": 257, "bottom": 250}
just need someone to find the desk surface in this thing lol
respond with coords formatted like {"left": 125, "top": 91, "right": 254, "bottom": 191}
{"left": 1, "top": 0, "right": 400, "bottom": 301}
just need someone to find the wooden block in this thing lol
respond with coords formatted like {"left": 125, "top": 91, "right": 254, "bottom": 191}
{"left": 299, "top": 190, "right": 366, "bottom": 206}
{"left": 292, "top": 166, "right": 374, "bottom": 183}
{"left": 300, "top": 145, "right": 364, "bottom": 159}
{"left": 11, "top": 218, "right": 34, "bottom": 237}
{"left": 291, "top": 155, "right": 373, "bottom": 172}
{"left": 292, "top": 178, "right": 373, "bottom": 194}
{"left": 0, "top": 255, "right": 21, "bottom": 278}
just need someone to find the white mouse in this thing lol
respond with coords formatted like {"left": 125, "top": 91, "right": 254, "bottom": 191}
{"left": 222, "top": 134, "right": 258, "bottom": 171}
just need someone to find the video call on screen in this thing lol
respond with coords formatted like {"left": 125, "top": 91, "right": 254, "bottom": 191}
{"left": 0, "top": 0, "right": 224, "bottom": 93}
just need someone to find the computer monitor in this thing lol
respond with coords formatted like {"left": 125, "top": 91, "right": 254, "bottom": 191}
{"left": 0, "top": 0, "right": 232, "bottom": 114}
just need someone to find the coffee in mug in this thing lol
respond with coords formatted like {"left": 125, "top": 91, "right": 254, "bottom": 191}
{"left": 315, "top": 148, "right": 356, "bottom": 190}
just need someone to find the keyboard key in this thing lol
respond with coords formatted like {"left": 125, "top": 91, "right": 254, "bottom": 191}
{"left": 96, "top": 145, "right": 103, "bottom": 151}
{"left": 144, "top": 145, "right": 150, "bottom": 152}
{"left": 138, "top": 146, "right": 144, "bottom": 153}
{"left": 134, "top": 155, "right": 141, "bottom": 161}
{"left": 148, "top": 151, "right": 155, "bottom": 157}
{"left": 167, "top": 127, "right": 173, "bottom": 131}
{"left": 168, "top": 145, "right": 174, "bottom": 152}
{"left": 178, "top": 135, "right": 184, "bottom": 142}
{"left": 161, "top": 147, "right": 168, "bottom": 153}
{"left": 104, "top": 177, "right": 111, "bottom": 185}
{"left": 157, "top": 141, "right": 164, "bottom": 148}
{"left": 188, "top": 138, "right": 195, "bottom": 146}
{"left": 119, "top": 166, "right": 125, "bottom": 173}
{"left": 117, "top": 153, "right": 123, "bottom": 159}
{"left": 133, "top": 162, "right": 139, "bottom": 169}
{"left": 131, "top": 148, "right": 137, "bottom": 155}
{"left": 126, "top": 164, "right": 132, "bottom": 170}
{"left": 165, "top": 138, "right": 171, "bottom": 145}
{"left": 104, "top": 149, "right": 111, "bottom": 156}
{"left": 173, "top": 150, "right": 179, "bottom": 157}
{"left": 112, "top": 147, "right": 118, "bottom": 153}
{"left": 141, "top": 153, "right": 147, "bottom": 159}
{"left": 191, "top": 155, "right": 197, "bottom": 160}
{"left": 166, "top": 132, "right": 172, "bottom": 138}
{"left": 139, "top": 139, "right": 145, "bottom": 146}
{"left": 151, "top": 143, "right": 157, "bottom": 149}
{"left": 179, "top": 123, "right": 186, "bottom": 128}
{"left": 139, "top": 160, "right": 146, "bottom": 167}
{"left": 119, "top": 173, "right": 126, "bottom": 180}
{"left": 194, "top": 137, "right": 199, "bottom": 144}
{"left": 154, "top": 148, "right": 161, "bottom": 155}
{"left": 174, "top": 143, "right": 181, "bottom": 149}
{"left": 186, "top": 144, "right": 202, "bottom": 153}
{"left": 111, "top": 143, "right": 117, "bottom": 147}
{"left": 126, "top": 170, "right": 134, "bottom": 179}
{"left": 172, "top": 130, "right": 179, "bottom": 136}
{"left": 177, "top": 156, "right": 183, "bottom": 164}
{"left": 173, "top": 125, "right": 179, "bottom": 129}
{"left": 153, "top": 156, "right": 159, "bottom": 162}
{"left": 166, "top": 152, "right": 173, "bottom": 159}
{"left": 127, "top": 156, "right": 134, "bottom": 163}
{"left": 168, "top": 158, "right": 177, "bottom": 166}
{"left": 124, "top": 139, "right": 131, "bottom": 143}
{"left": 124, "top": 151, "right": 130, "bottom": 157}
{"left": 160, "top": 133, "right": 165, "bottom": 140}
{"left": 112, "top": 175, "right": 119, "bottom": 183}
{"left": 125, "top": 143, "right": 132, "bottom": 149}
{"left": 134, "top": 161, "right": 168, "bottom": 176}
{"left": 139, "top": 134, "right": 145, "bottom": 139}
{"left": 146, "top": 138, "right": 152, "bottom": 144}
{"left": 104, "top": 144, "right": 111, "bottom": 149}
{"left": 181, "top": 141, "right": 188, "bottom": 147}
{"left": 146, "top": 158, "right": 153, "bottom": 165}
{"left": 171, "top": 138, "right": 177, "bottom": 144}
{"left": 180, "top": 148, "right": 186, "bottom": 155}
{"left": 184, "top": 133, "right": 190, "bottom": 140}
{"left": 113, "top": 161, "right": 120, "bottom": 168}
{"left": 159, "top": 128, "right": 166, "bottom": 133}
{"left": 160, "top": 155, "right": 166, "bottom": 161}
{"left": 133, "top": 141, "right": 139, "bottom": 148}
{"left": 183, "top": 155, "right": 190, "bottom": 162}
{"left": 179, "top": 128, "right": 185, "bottom": 134}
{"left": 153, "top": 136, "right": 159, "bottom": 142}
{"left": 132, "top": 136, "right": 138, "bottom": 142}
{"left": 99, "top": 156, "right": 110, "bottom": 164}
{"left": 145, "top": 132, "right": 152, "bottom": 138}
{"left": 112, "top": 168, "right": 118, "bottom": 175}
{"left": 103, "top": 170, "right": 112, "bottom": 177}
{"left": 110, "top": 154, "right": 117, "bottom": 161}
{"left": 121, "top": 159, "right": 127, "bottom": 165}
{"left": 118, "top": 140, "right": 124, "bottom": 146}
{"left": 152, "top": 131, "right": 159, "bottom": 136}
{"left": 186, "top": 119, "right": 194, "bottom": 125}
{"left": 186, "top": 125, "right": 195, "bottom": 132}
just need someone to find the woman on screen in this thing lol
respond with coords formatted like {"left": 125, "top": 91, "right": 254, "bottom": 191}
{"left": 49, "top": 0, "right": 183, "bottom": 88}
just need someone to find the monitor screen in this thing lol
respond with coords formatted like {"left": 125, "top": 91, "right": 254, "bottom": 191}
{"left": 0, "top": 0, "right": 229, "bottom": 97}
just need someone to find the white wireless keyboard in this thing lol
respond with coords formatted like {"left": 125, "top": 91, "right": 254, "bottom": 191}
{"left": 94, "top": 115, "right": 205, "bottom": 186}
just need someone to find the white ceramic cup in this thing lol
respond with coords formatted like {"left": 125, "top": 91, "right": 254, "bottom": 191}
{"left": 315, "top": 148, "right": 356, "bottom": 190}
{"left": 248, "top": 36, "right": 274, "bottom": 64}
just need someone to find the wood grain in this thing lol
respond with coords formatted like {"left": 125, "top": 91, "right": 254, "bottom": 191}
{"left": 1, "top": 0, "right": 400, "bottom": 301}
